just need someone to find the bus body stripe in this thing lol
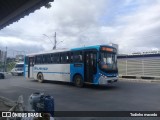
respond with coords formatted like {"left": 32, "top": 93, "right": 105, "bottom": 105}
{"left": 34, "top": 71, "right": 70, "bottom": 74}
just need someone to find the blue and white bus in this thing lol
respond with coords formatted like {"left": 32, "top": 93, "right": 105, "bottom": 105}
{"left": 24, "top": 45, "right": 118, "bottom": 87}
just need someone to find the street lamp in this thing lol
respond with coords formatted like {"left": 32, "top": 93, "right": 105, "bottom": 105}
{"left": 43, "top": 33, "right": 56, "bottom": 50}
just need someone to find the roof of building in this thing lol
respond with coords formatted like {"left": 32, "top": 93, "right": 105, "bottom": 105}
{"left": 0, "top": 0, "right": 54, "bottom": 30}
{"left": 118, "top": 53, "right": 160, "bottom": 59}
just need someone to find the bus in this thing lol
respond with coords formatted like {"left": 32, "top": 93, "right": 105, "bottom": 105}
{"left": 24, "top": 45, "right": 118, "bottom": 87}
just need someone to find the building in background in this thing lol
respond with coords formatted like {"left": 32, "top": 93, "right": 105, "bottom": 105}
{"left": 15, "top": 55, "right": 24, "bottom": 62}
{"left": 0, "top": 50, "right": 6, "bottom": 62}
{"left": 0, "top": 50, "right": 7, "bottom": 72}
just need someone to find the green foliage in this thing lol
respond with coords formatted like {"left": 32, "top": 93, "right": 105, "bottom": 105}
{"left": 0, "top": 60, "right": 16, "bottom": 72}
{"left": 7, "top": 62, "right": 16, "bottom": 72}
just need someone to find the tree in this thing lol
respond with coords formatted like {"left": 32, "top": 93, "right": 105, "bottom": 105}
{"left": 44, "top": 3, "right": 51, "bottom": 9}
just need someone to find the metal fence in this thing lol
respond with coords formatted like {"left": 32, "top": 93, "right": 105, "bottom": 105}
{"left": 118, "top": 57, "right": 160, "bottom": 77}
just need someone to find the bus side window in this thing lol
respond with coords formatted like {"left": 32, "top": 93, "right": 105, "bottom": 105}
{"left": 69, "top": 52, "right": 73, "bottom": 63}
{"left": 37, "top": 55, "right": 43, "bottom": 64}
{"left": 61, "top": 52, "right": 71, "bottom": 64}
{"left": 51, "top": 54, "right": 53, "bottom": 63}
{"left": 56, "top": 54, "right": 60, "bottom": 63}
{"left": 29, "top": 58, "right": 32, "bottom": 66}
{"left": 66, "top": 52, "right": 70, "bottom": 63}
{"left": 35, "top": 56, "right": 37, "bottom": 64}
{"left": 53, "top": 53, "right": 60, "bottom": 63}
{"left": 46, "top": 54, "right": 51, "bottom": 64}
{"left": 73, "top": 51, "right": 83, "bottom": 63}
{"left": 29, "top": 57, "right": 35, "bottom": 66}
{"left": 92, "top": 52, "right": 97, "bottom": 74}
{"left": 49, "top": 54, "right": 51, "bottom": 63}
{"left": 32, "top": 57, "right": 35, "bottom": 66}
{"left": 61, "top": 53, "right": 67, "bottom": 63}
{"left": 42, "top": 55, "right": 45, "bottom": 64}
{"left": 38, "top": 56, "right": 40, "bottom": 64}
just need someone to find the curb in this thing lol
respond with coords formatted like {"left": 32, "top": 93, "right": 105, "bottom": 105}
{"left": 119, "top": 75, "right": 160, "bottom": 80}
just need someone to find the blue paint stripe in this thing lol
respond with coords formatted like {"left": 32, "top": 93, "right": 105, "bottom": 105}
{"left": 34, "top": 71, "right": 70, "bottom": 74}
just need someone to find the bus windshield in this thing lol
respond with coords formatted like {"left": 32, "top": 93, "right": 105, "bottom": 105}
{"left": 100, "top": 51, "right": 117, "bottom": 70}
{"left": 15, "top": 64, "right": 24, "bottom": 68}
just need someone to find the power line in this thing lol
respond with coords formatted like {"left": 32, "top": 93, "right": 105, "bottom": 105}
{"left": 53, "top": 32, "right": 57, "bottom": 49}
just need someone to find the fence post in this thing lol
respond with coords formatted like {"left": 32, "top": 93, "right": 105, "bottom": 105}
{"left": 126, "top": 60, "right": 127, "bottom": 75}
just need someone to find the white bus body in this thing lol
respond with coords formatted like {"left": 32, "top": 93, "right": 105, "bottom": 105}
{"left": 24, "top": 45, "right": 118, "bottom": 87}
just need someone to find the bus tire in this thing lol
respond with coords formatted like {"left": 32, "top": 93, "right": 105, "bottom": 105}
{"left": 37, "top": 73, "right": 44, "bottom": 83}
{"left": 74, "top": 75, "right": 83, "bottom": 87}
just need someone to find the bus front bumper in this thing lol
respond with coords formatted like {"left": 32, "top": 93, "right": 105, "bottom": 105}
{"left": 98, "top": 76, "right": 118, "bottom": 85}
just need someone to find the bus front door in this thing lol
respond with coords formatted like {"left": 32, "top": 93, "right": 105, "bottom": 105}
{"left": 84, "top": 51, "right": 97, "bottom": 83}
{"left": 28, "top": 57, "right": 34, "bottom": 78}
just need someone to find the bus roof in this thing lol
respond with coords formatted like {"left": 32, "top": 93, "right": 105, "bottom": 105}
{"left": 26, "top": 48, "right": 70, "bottom": 57}
{"left": 26, "top": 45, "right": 115, "bottom": 57}
{"left": 71, "top": 45, "right": 115, "bottom": 51}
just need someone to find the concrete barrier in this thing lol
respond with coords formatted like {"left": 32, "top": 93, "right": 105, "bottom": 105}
{"left": 119, "top": 75, "right": 160, "bottom": 83}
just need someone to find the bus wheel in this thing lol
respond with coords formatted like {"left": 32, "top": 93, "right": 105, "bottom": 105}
{"left": 37, "top": 73, "right": 44, "bottom": 83}
{"left": 74, "top": 75, "right": 83, "bottom": 87}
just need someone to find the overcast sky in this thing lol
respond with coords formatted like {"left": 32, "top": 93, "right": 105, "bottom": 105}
{"left": 0, "top": 0, "right": 160, "bottom": 56}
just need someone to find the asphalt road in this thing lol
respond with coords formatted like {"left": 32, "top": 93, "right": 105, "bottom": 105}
{"left": 0, "top": 75, "right": 160, "bottom": 120}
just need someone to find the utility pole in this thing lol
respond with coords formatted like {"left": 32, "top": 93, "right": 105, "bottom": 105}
{"left": 4, "top": 46, "right": 7, "bottom": 72}
{"left": 53, "top": 32, "right": 57, "bottom": 50}
{"left": 43, "top": 33, "right": 56, "bottom": 50}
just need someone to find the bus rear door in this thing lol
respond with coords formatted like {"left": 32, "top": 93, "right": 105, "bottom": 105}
{"left": 84, "top": 51, "right": 97, "bottom": 83}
